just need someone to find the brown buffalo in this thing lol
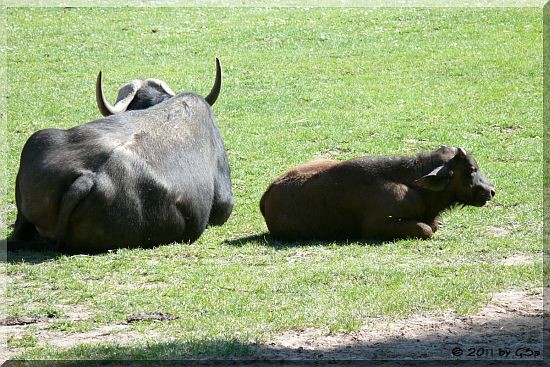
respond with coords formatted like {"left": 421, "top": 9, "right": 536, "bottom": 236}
{"left": 260, "top": 146, "right": 495, "bottom": 241}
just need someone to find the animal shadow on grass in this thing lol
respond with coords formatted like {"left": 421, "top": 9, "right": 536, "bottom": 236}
{"left": 2, "top": 237, "right": 63, "bottom": 264}
{"left": 0, "top": 311, "right": 543, "bottom": 366}
{"left": 224, "top": 232, "right": 387, "bottom": 249}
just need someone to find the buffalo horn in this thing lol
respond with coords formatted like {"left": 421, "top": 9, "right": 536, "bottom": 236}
{"left": 204, "top": 58, "right": 222, "bottom": 106}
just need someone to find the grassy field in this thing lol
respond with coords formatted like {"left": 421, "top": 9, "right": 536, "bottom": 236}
{"left": 3, "top": 7, "right": 542, "bottom": 359}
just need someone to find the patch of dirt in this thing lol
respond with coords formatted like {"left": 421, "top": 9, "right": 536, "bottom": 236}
{"left": 38, "top": 324, "right": 136, "bottom": 349}
{"left": 287, "top": 249, "right": 313, "bottom": 263}
{"left": 57, "top": 303, "right": 95, "bottom": 322}
{"left": 262, "top": 288, "right": 544, "bottom": 361}
{"left": 1, "top": 289, "right": 543, "bottom": 363}
{"left": 1, "top": 306, "right": 174, "bottom": 362}
{"left": 486, "top": 225, "right": 512, "bottom": 237}
{"left": 0, "top": 219, "right": 7, "bottom": 232}
{"left": 1, "top": 204, "right": 16, "bottom": 231}
{"left": 1, "top": 316, "right": 142, "bottom": 362}
{"left": 503, "top": 125, "right": 522, "bottom": 133}
{"left": 493, "top": 254, "right": 535, "bottom": 266}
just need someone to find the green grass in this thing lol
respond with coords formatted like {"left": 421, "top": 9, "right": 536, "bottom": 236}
{"left": 4, "top": 7, "right": 542, "bottom": 360}
{"left": 7, "top": 334, "right": 38, "bottom": 349}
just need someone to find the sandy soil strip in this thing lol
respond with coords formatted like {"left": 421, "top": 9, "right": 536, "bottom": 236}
{"left": 1, "top": 288, "right": 543, "bottom": 363}
{"left": 262, "top": 288, "right": 544, "bottom": 361}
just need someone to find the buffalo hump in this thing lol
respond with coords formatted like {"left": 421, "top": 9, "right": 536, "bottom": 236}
{"left": 12, "top": 60, "right": 233, "bottom": 253}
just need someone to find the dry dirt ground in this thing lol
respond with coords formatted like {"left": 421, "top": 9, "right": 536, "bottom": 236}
{"left": 262, "top": 288, "right": 544, "bottom": 361}
{"left": 1, "top": 256, "right": 545, "bottom": 363}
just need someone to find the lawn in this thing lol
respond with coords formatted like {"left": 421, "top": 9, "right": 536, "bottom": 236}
{"left": 3, "top": 7, "right": 543, "bottom": 360}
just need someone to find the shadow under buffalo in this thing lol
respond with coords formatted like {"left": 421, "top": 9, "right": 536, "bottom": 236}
{"left": 224, "top": 232, "right": 387, "bottom": 249}
{"left": 0, "top": 312, "right": 544, "bottom": 366}
{"left": 2, "top": 238, "right": 63, "bottom": 264}
{"left": 3, "top": 230, "right": 386, "bottom": 263}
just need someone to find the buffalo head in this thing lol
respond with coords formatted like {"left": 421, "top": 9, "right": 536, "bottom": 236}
{"left": 96, "top": 58, "right": 222, "bottom": 116}
{"left": 414, "top": 147, "right": 495, "bottom": 207}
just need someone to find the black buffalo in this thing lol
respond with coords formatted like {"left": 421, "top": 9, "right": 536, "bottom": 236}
{"left": 12, "top": 58, "right": 233, "bottom": 253}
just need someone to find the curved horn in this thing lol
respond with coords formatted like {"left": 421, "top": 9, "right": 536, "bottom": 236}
{"left": 96, "top": 72, "right": 142, "bottom": 117}
{"left": 96, "top": 71, "right": 116, "bottom": 117}
{"left": 204, "top": 58, "right": 222, "bottom": 106}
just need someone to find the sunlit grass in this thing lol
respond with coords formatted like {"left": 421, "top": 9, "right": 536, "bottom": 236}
{"left": 4, "top": 7, "right": 542, "bottom": 359}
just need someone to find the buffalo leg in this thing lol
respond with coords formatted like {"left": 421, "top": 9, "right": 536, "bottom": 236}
{"left": 209, "top": 162, "right": 233, "bottom": 226}
{"left": 175, "top": 200, "right": 209, "bottom": 244}
{"left": 208, "top": 198, "right": 233, "bottom": 226}
{"left": 362, "top": 218, "right": 433, "bottom": 240}
{"left": 428, "top": 216, "right": 442, "bottom": 233}
{"left": 11, "top": 211, "right": 38, "bottom": 240}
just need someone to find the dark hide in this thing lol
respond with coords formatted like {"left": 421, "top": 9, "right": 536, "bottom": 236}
{"left": 260, "top": 147, "right": 495, "bottom": 241}
{"left": 12, "top": 60, "right": 233, "bottom": 253}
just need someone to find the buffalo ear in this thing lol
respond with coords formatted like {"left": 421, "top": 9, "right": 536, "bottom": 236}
{"left": 414, "top": 166, "right": 452, "bottom": 191}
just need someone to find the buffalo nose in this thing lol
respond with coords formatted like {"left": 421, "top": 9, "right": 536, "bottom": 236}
{"left": 490, "top": 188, "right": 496, "bottom": 198}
